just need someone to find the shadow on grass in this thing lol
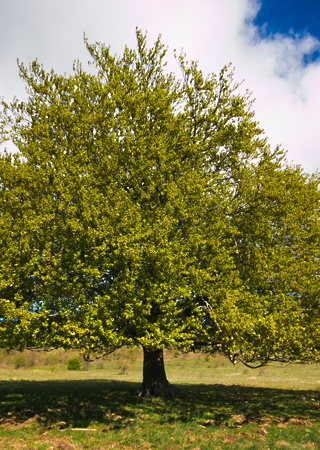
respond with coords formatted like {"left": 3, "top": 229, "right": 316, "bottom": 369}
{"left": 0, "top": 379, "right": 319, "bottom": 429}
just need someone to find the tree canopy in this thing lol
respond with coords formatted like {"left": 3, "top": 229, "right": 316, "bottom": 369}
{"left": 1, "top": 30, "right": 320, "bottom": 394}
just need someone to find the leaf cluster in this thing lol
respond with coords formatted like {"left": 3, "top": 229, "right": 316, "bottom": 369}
{"left": 1, "top": 30, "right": 320, "bottom": 366}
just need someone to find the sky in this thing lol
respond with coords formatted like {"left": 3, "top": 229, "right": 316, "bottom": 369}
{"left": 0, "top": 0, "right": 320, "bottom": 173}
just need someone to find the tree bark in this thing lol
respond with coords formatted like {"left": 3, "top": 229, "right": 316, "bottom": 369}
{"left": 139, "top": 348, "right": 176, "bottom": 397}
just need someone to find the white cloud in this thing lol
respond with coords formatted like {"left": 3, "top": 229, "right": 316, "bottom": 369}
{"left": 235, "top": 11, "right": 320, "bottom": 172}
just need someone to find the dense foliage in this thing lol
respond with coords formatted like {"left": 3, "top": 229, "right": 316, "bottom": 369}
{"left": 1, "top": 30, "right": 320, "bottom": 373}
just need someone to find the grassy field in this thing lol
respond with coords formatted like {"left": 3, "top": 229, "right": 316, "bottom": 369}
{"left": 1, "top": 348, "right": 320, "bottom": 449}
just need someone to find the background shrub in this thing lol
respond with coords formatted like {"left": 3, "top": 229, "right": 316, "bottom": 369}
{"left": 14, "top": 355, "right": 28, "bottom": 369}
{"left": 67, "top": 357, "right": 81, "bottom": 371}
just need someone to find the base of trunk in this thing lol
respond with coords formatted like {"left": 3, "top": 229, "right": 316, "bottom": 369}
{"left": 139, "top": 348, "right": 177, "bottom": 397}
{"left": 139, "top": 380, "right": 176, "bottom": 397}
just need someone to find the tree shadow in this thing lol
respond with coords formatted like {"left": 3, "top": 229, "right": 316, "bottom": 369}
{"left": 0, "top": 379, "right": 319, "bottom": 429}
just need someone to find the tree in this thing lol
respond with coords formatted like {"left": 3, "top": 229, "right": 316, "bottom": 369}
{"left": 1, "top": 30, "right": 320, "bottom": 396}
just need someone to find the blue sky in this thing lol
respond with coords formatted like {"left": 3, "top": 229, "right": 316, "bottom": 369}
{"left": 254, "top": 0, "right": 320, "bottom": 64}
{"left": 254, "top": 0, "right": 320, "bottom": 40}
{"left": 0, "top": 0, "right": 319, "bottom": 172}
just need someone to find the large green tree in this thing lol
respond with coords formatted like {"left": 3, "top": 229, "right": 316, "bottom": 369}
{"left": 1, "top": 30, "right": 320, "bottom": 395}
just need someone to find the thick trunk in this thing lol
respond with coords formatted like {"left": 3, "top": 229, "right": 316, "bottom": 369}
{"left": 139, "top": 348, "right": 176, "bottom": 397}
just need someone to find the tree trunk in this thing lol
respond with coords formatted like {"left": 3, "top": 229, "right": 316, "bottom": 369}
{"left": 139, "top": 348, "right": 176, "bottom": 397}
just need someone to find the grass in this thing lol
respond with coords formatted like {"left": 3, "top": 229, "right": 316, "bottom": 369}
{"left": 0, "top": 349, "right": 320, "bottom": 448}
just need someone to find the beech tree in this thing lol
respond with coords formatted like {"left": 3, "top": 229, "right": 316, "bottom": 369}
{"left": 1, "top": 30, "right": 320, "bottom": 396}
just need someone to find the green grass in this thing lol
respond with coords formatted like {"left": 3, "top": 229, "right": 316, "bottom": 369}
{"left": 0, "top": 349, "right": 320, "bottom": 448}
